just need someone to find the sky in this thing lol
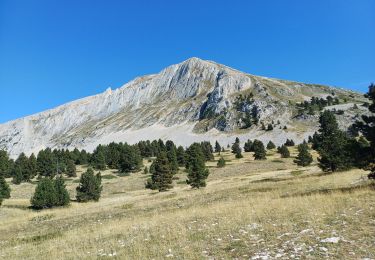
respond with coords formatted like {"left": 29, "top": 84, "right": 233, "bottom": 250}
{"left": 0, "top": 0, "right": 374, "bottom": 123}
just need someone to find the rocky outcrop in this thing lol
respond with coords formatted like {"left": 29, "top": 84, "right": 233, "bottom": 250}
{"left": 0, "top": 57, "right": 367, "bottom": 158}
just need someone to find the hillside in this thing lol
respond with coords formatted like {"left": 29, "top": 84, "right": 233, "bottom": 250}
{"left": 0, "top": 58, "right": 367, "bottom": 158}
{"left": 0, "top": 148, "right": 374, "bottom": 259}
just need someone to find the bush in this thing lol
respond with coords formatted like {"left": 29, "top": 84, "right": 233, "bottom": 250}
{"left": 217, "top": 157, "right": 226, "bottom": 168}
{"left": 76, "top": 168, "right": 102, "bottom": 202}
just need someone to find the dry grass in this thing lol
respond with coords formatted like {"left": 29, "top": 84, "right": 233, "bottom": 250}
{"left": 0, "top": 149, "right": 374, "bottom": 259}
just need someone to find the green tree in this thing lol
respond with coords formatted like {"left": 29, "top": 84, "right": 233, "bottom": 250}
{"left": 90, "top": 146, "right": 107, "bottom": 170}
{"left": 66, "top": 160, "right": 77, "bottom": 177}
{"left": 244, "top": 139, "right": 254, "bottom": 152}
{"left": 0, "top": 175, "right": 11, "bottom": 206}
{"left": 0, "top": 150, "right": 12, "bottom": 178}
{"left": 294, "top": 143, "right": 313, "bottom": 166}
{"left": 176, "top": 146, "right": 186, "bottom": 167}
{"left": 54, "top": 176, "right": 70, "bottom": 206}
{"left": 118, "top": 144, "right": 143, "bottom": 173}
{"left": 217, "top": 157, "right": 226, "bottom": 168}
{"left": 186, "top": 145, "right": 209, "bottom": 188}
{"left": 253, "top": 140, "right": 266, "bottom": 160}
{"left": 166, "top": 141, "right": 179, "bottom": 174}
{"left": 12, "top": 165, "right": 23, "bottom": 185}
{"left": 353, "top": 83, "right": 375, "bottom": 179}
{"left": 278, "top": 145, "right": 290, "bottom": 158}
{"left": 231, "top": 142, "right": 241, "bottom": 155}
{"left": 316, "top": 110, "right": 352, "bottom": 172}
{"left": 143, "top": 166, "right": 148, "bottom": 174}
{"left": 31, "top": 178, "right": 58, "bottom": 209}
{"left": 266, "top": 124, "right": 273, "bottom": 131}
{"left": 76, "top": 168, "right": 102, "bottom": 202}
{"left": 28, "top": 153, "right": 38, "bottom": 179}
{"left": 37, "top": 148, "right": 55, "bottom": 178}
{"left": 145, "top": 152, "right": 173, "bottom": 192}
{"left": 266, "top": 141, "right": 276, "bottom": 150}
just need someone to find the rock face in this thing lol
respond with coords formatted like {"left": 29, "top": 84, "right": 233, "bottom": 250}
{"left": 0, "top": 57, "right": 367, "bottom": 158}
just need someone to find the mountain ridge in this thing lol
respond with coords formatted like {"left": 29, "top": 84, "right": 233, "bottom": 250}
{"left": 0, "top": 57, "right": 367, "bottom": 158}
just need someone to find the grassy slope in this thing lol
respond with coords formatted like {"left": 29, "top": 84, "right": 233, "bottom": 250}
{"left": 0, "top": 148, "right": 374, "bottom": 259}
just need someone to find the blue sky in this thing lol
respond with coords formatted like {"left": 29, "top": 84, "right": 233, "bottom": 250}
{"left": 0, "top": 0, "right": 374, "bottom": 123}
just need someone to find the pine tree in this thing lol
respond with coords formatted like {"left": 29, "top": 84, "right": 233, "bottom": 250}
{"left": 217, "top": 157, "right": 226, "bottom": 168}
{"left": 214, "top": 141, "right": 221, "bottom": 153}
{"left": 294, "top": 143, "right": 313, "bottom": 166}
{"left": 253, "top": 140, "right": 266, "bottom": 160}
{"left": 231, "top": 142, "right": 241, "bottom": 154}
{"left": 186, "top": 145, "right": 209, "bottom": 188}
{"left": 13, "top": 153, "right": 32, "bottom": 182}
{"left": 0, "top": 150, "right": 12, "bottom": 178}
{"left": 37, "top": 148, "right": 55, "bottom": 178}
{"left": 143, "top": 166, "right": 148, "bottom": 174}
{"left": 316, "top": 110, "right": 352, "bottom": 172}
{"left": 279, "top": 145, "right": 290, "bottom": 158}
{"left": 76, "top": 168, "right": 102, "bottom": 202}
{"left": 28, "top": 153, "right": 38, "bottom": 179}
{"left": 266, "top": 141, "right": 276, "bottom": 150}
{"left": 166, "top": 141, "right": 179, "bottom": 174}
{"left": 91, "top": 146, "right": 106, "bottom": 170}
{"left": 66, "top": 160, "right": 77, "bottom": 177}
{"left": 0, "top": 175, "right": 10, "bottom": 206}
{"left": 118, "top": 144, "right": 143, "bottom": 173}
{"left": 54, "top": 176, "right": 70, "bottom": 206}
{"left": 176, "top": 146, "right": 186, "bottom": 167}
{"left": 146, "top": 152, "right": 173, "bottom": 192}
{"left": 244, "top": 139, "right": 254, "bottom": 152}
{"left": 353, "top": 83, "right": 375, "bottom": 179}
{"left": 31, "top": 178, "right": 58, "bottom": 209}
{"left": 12, "top": 165, "right": 23, "bottom": 185}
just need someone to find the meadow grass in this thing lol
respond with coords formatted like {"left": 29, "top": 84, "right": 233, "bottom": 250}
{"left": 0, "top": 150, "right": 374, "bottom": 259}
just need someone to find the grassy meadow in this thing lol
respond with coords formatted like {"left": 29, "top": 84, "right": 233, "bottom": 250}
{"left": 0, "top": 148, "right": 374, "bottom": 259}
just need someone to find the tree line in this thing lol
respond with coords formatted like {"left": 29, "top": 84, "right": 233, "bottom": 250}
{"left": 1, "top": 83, "right": 374, "bottom": 207}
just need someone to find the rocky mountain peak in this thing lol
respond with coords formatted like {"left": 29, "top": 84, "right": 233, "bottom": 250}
{"left": 0, "top": 58, "right": 367, "bottom": 158}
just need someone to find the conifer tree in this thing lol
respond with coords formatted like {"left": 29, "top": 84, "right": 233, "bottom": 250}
{"left": 231, "top": 142, "right": 241, "bottom": 155}
{"left": 253, "top": 140, "right": 266, "bottom": 160}
{"left": 146, "top": 152, "right": 173, "bottom": 192}
{"left": 28, "top": 153, "right": 38, "bottom": 179}
{"left": 266, "top": 124, "right": 273, "bottom": 131}
{"left": 244, "top": 139, "right": 254, "bottom": 152}
{"left": 217, "top": 157, "right": 226, "bottom": 168}
{"left": 353, "top": 83, "right": 375, "bottom": 179}
{"left": 31, "top": 178, "right": 58, "bottom": 209}
{"left": 0, "top": 150, "right": 11, "bottom": 178}
{"left": 214, "top": 141, "right": 221, "bottom": 153}
{"left": 37, "top": 148, "right": 55, "bottom": 178}
{"left": 0, "top": 175, "right": 10, "bottom": 206}
{"left": 54, "top": 176, "right": 70, "bottom": 206}
{"left": 266, "top": 141, "right": 276, "bottom": 150}
{"left": 143, "top": 166, "right": 148, "bottom": 174}
{"left": 186, "top": 145, "right": 209, "bottom": 188}
{"left": 316, "top": 110, "right": 352, "bottom": 172}
{"left": 66, "top": 160, "right": 77, "bottom": 177}
{"left": 294, "top": 143, "right": 313, "bottom": 166}
{"left": 166, "top": 141, "right": 179, "bottom": 174}
{"left": 176, "top": 146, "right": 186, "bottom": 167}
{"left": 76, "top": 168, "right": 102, "bottom": 202}
{"left": 91, "top": 147, "right": 106, "bottom": 170}
{"left": 279, "top": 145, "right": 290, "bottom": 158}
{"left": 118, "top": 144, "right": 143, "bottom": 173}
{"left": 12, "top": 165, "right": 23, "bottom": 185}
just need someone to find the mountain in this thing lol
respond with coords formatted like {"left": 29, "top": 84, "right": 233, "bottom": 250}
{"left": 0, "top": 57, "right": 367, "bottom": 158}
